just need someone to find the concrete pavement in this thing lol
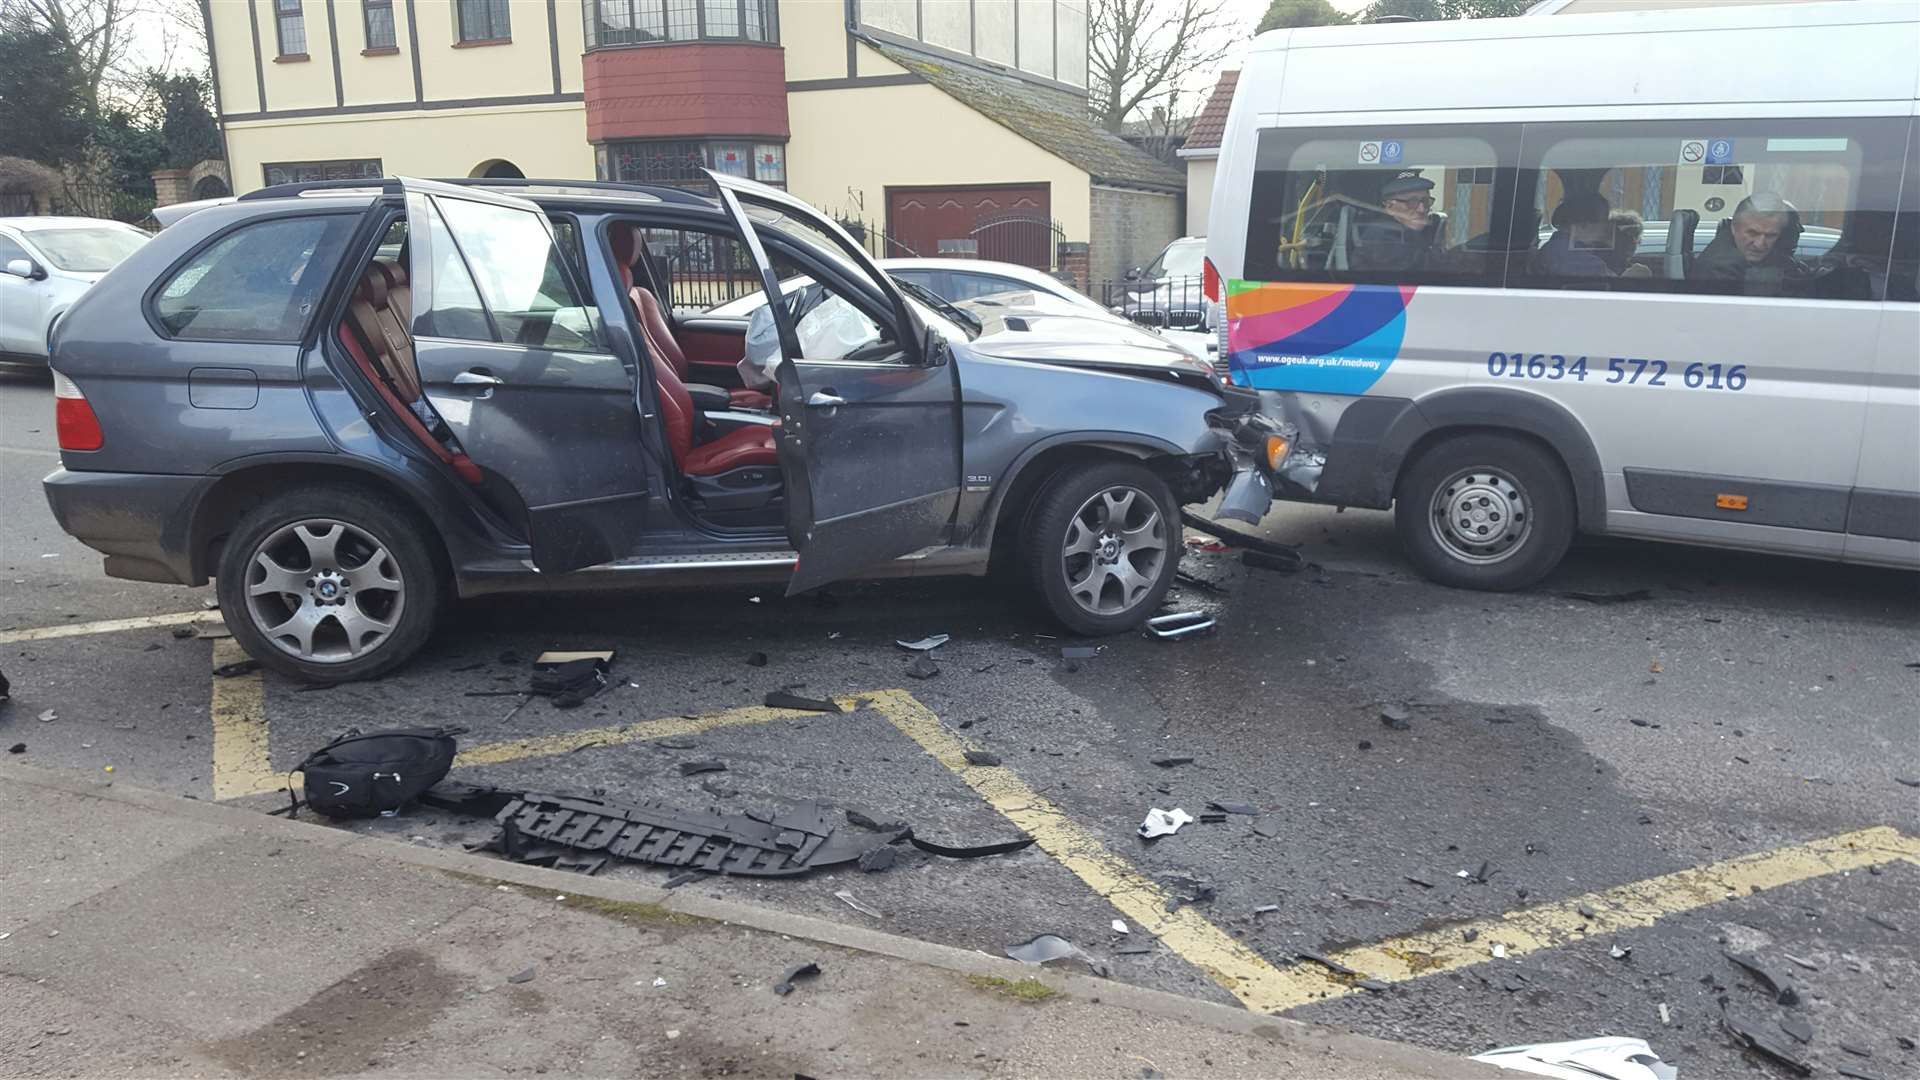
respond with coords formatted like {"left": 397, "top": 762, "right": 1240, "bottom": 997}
{"left": 0, "top": 761, "right": 1493, "bottom": 1080}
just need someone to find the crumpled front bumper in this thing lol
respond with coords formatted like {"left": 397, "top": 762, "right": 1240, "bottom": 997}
{"left": 1207, "top": 389, "right": 1294, "bottom": 525}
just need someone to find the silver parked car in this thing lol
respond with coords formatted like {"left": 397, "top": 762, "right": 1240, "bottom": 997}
{"left": 0, "top": 217, "right": 149, "bottom": 368}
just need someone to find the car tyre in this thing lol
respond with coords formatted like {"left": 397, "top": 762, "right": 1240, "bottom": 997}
{"left": 1393, "top": 432, "right": 1574, "bottom": 591}
{"left": 215, "top": 484, "right": 443, "bottom": 683}
{"left": 1024, "top": 461, "right": 1181, "bottom": 636}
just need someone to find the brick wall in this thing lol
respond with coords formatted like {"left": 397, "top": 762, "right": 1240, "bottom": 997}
{"left": 584, "top": 43, "right": 790, "bottom": 142}
{"left": 1089, "top": 185, "right": 1180, "bottom": 285}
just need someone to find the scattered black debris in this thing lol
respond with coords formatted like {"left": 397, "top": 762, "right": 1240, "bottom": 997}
{"left": 1150, "top": 755, "right": 1194, "bottom": 768}
{"left": 170, "top": 626, "right": 197, "bottom": 639}
{"left": 963, "top": 750, "right": 1002, "bottom": 767}
{"left": 1357, "top": 740, "right": 1373, "bottom": 750}
{"left": 846, "top": 809, "right": 909, "bottom": 832}
{"left": 7, "top": 743, "right": 24, "bottom": 754}
{"left": 1060, "top": 646, "right": 1099, "bottom": 660}
{"left": 1252, "top": 904, "right": 1280, "bottom": 916}
{"left": 699, "top": 779, "right": 739, "bottom": 799}
{"left": 906, "top": 655, "right": 941, "bottom": 679}
{"left": 677, "top": 760, "right": 728, "bottom": 777}
{"left": 1297, "top": 951, "right": 1362, "bottom": 977}
{"left": 1207, "top": 801, "right": 1258, "bottom": 816}
{"left": 1629, "top": 718, "right": 1662, "bottom": 729}
{"left": 1778, "top": 1017, "right": 1813, "bottom": 1044}
{"left": 1866, "top": 914, "right": 1903, "bottom": 933}
{"left": 1357, "top": 979, "right": 1390, "bottom": 993}
{"left": 1469, "top": 860, "right": 1493, "bottom": 884}
{"left": 773, "top": 961, "right": 821, "bottom": 996}
{"left": 858, "top": 846, "right": 898, "bottom": 873}
{"left": 1840, "top": 1041, "right": 1873, "bottom": 1058}
{"left": 1380, "top": 704, "right": 1412, "bottom": 730}
{"left": 1005, "top": 933, "right": 1081, "bottom": 965}
{"left": 745, "top": 652, "right": 768, "bottom": 667}
{"left": 1578, "top": 903, "right": 1598, "bottom": 920}
{"left": 910, "top": 834, "right": 1036, "bottom": 859}
{"left": 1173, "top": 570, "right": 1230, "bottom": 595}
{"left": 1463, "top": 929, "right": 1480, "bottom": 943}
{"left": 507, "top": 967, "right": 536, "bottom": 985}
{"left": 530, "top": 656, "right": 610, "bottom": 709}
{"left": 1610, "top": 945, "right": 1633, "bottom": 960}
{"left": 1405, "top": 876, "right": 1434, "bottom": 889}
{"left": 213, "top": 658, "right": 261, "bottom": 678}
{"left": 1251, "top": 819, "right": 1281, "bottom": 838}
{"left": 1181, "top": 511, "right": 1307, "bottom": 565}
{"left": 1894, "top": 1036, "right": 1914, "bottom": 1051}
{"left": 1724, "top": 1010, "right": 1813, "bottom": 1075}
{"left": 1894, "top": 777, "right": 1920, "bottom": 789}
{"left": 657, "top": 740, "right": 697, "bottom": 750}
{"left": 662, "top": 870, "right": 709, "bottom": 889}
{"left": 1557, "top": 588, "right": 1653, "bottom": 605}
{"left": 1115, "top": 942, "right": 1156, "bottom": 955}
{"left": 1198, "top": 812, "right": 1228, "bottom": 824}
{"left": 764, "top": 691, "right": 842, "bottom": 713}
{"left": 1837, "top": 1068, "right": 1889, "bottom": 1080}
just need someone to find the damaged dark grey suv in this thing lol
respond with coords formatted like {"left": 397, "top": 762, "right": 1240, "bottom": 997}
{"left": 44, "top": 174, "right": 1288, "bottom": 681}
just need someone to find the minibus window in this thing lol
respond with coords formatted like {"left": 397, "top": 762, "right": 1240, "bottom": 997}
{"left": 1887, "top": 118, "right": 1919, "bottom": 304}
{"left": 1242, "top": 125, "right": 1523, "bottom": 289}
{"left": 1512, "top": 118, "right": 1907, "bottom": 302}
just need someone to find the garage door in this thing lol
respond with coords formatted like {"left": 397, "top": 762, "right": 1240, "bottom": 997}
{"left": 886, "top": 184, "right": 1052, "bottom": 269}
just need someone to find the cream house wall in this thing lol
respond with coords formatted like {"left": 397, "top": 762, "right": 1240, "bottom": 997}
{"left": 1184, "top": 156, "right": 1214, "bottom": 237}
{"left": 253, "top": 0, "right": 339, "bottom": 110}
{"left": 779, "top": 0, "right": 849, "bottom": 81}
{"left": 226, "top": 102, "right": 592, "bottom": 190}
{"left": 786, "top": 49, "right": 1091, "bottom": 243}
{"left": 336, "top": 0, "right": 420, "bottom": 106}
{"left": 414, "top": 0, "right": 558, "bottom": 100}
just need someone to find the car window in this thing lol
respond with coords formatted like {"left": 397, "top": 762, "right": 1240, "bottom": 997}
{"left": 641, "top": 227, "right": 761, "bottom": 313}
{"left": 0, "top": 234, "right": 29, "bottom": 266}
{"left": 1147, "top": 240, "right": 1205, "bottom": 280}
{"left": 945, "top": 271, "right": 1034, "bottom": 302}
{"left": 24, "top": 227, "right": 147, "bottom": 272}
{"left": 792, "top": 284, "right": 884, "bottom": 360}
{"left": 1889, "top": 117, "right": 1919, "bottom": 304}
{"left": 1513, "top": 118, "right": 1905, "bottom": 300}
{"left": 154, "top": 214, "right": 355, "bottom": 341}
{"left": 424, "top": 197, "right": 602, "bottom": 352}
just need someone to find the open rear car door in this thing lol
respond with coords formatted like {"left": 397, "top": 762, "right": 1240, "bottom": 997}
{"left": 707, "top": 172, "right": 963, "bottom": 595}
{"left": 397, "top": 178, "right": 651, "bottom": 572}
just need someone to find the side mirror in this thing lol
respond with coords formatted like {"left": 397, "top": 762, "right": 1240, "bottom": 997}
{"left": 5, "top": 258, "right": 41, "bottom": 280}
{"left": 1123, "top": 266, "right": 1144, "bottom": 281}
{"left": 919, "top": 324, "right": 948, "bottom": 368}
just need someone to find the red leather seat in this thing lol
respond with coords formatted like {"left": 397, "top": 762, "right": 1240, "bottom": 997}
{"left": 651, "top": 318, "right": 779, "bottom": 477}
{"left": 609, "top": 225, "right": 772, "bottom": 411}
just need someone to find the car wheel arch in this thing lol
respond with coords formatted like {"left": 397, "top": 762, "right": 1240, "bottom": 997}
{"left": 1393, "top": 388, "right": 1606, "bottom": 531}
{"left": 977, "top": 434, "right": 1186, "bottom": 562}
{"left": 190, "top": 458, "right": 452, "bottom": 583}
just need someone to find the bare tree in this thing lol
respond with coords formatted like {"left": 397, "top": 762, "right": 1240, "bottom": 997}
{"left": 6, "top": 0, "right": 151, "bottom": 120}
{"left": 1089, "top": 0, "right": 1236, "bottom": 135}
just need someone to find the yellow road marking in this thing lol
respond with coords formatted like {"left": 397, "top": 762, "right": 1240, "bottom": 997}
{"left": 1256, "top": 825, "right": 1920, "bottom": 1010}
{"left": 870, "top": 688, "right": 1298, "bottom": 1013}
{"left": 0, "top": 610, "right": 221, "bottom": 645}
{"left": 210, "top": 639, "right": 276, "bottom": 800}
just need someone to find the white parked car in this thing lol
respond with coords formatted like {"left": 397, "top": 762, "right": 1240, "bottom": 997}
{"left": 708, "top": 257, "right": 1214, "bottom": 361}
{"left": 0, "top": 217, "right": 150, "bottom": 368}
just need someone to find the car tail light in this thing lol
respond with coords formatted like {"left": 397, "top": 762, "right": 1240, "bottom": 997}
{"left": 1202, "top": 256, "right": 1221, "bottom": 303}
{"left": 53, "top": 372, "right": 104, "bottom": 451}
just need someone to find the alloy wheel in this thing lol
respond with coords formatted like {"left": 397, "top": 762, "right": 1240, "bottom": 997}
{"left": 242, "top": 518, "right": 406, "bottom": 663}
{"left": 1060, "top": 485, "right": 1167, "bottom": 616}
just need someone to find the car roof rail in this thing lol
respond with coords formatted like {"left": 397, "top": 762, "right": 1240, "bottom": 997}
{"left": 238, "top": 176, "right": 717, "bottom": 208}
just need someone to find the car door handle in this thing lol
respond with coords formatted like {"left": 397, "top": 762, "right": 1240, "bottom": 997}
{"left": 807, "top": 391, "right": 846, "bottom": 408}
{"left": 454, "top": 370, "right": 504, "bottom": 388}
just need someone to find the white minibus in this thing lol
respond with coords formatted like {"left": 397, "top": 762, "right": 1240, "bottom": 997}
{"left": 1206, "top": 0, "right": 1918, "bottom": 589}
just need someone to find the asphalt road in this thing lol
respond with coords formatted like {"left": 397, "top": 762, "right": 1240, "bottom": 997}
{"left": 4, "top": 372, "right": 1918, "bottom": 1078}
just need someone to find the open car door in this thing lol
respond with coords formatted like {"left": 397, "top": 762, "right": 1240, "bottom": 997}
{"left": 398, "top": 178, "right": 650, "bottom": 572}
{"left": 707, "top": 172, "right": 963, "bottom": 595}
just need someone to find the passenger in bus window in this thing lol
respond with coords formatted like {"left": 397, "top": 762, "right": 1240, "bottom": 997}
{"left": 1350, "top": 169, "right": 1444, "bottom": 273}
{"left": 1690, "top": 192, "right": 1806, "bottom": 294}
{"left": 1535, "top": 194, "right": 1652, "bottom": 281}
{"left": 1604, "top": 210, "right": 1646, "bottom": 277}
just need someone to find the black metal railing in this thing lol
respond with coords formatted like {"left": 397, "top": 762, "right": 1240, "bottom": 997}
{"left": 1087, "top": 275, "right": 1213, "bottom": 330}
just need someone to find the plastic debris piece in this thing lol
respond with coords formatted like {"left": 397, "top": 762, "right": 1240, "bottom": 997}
{"left": 171, "top": 625, "right": 197, "bottom": 639}
{"left": 1061, "top": 646, "right": 1099, "bottom": 660}
{"left": 1723, "top": 950, "right": 1798, "bottom": 1005}
{"left": 896, "top": 635, "right": 950, "bottom": 651}
{"left": 507, "top": 967, "right": 536, "bottom": 985}
{"left": 962, "top": 750, "right": 1002, "bottom": 767}
{"left": 1252, "top": 904, "right": 1280, "bottom": 916}
{"left": 773, "top": 961, "right": 821, "bottom": 996}
{"left": 908, "top": 834, "right": 1035, "bottom": 859}
{"left": 1241, "top": 549, "right": 1304, "bottom": 573}
{"left": 1578, "top": 903, "right": 1598, "bottom": 919}
{"left": 1198, "top": 812, "right": 1228, "bottom": 824}
{"left": 1137, "top": 807, "right": 1193, "bottom": 839}
{"left": 857, "top": 846, "right": 897, "bottom": 873}
{"left": 835, "top": 890, "right": 883, "bottom": 918}
{"left": 1778, "top": 1017, "right": 1812, "bottom": 1044}
{"left": 1207, "top": 801, "right": 1258, "bottom": 816}
{"left": 1472, "top": 1037, "right": 1678, "bottom": 1080}
{"left": 1723, "top": 1010, "right": 1812, "bottom": 1075}
{"left": 38, "top": 709, "right": 56, "bottom": 723}
{"left": 1358, "top": 979, "right": 1390, "bottom": 993}
{"left": 1112, "top": 919, "right": 1129, "bottom": 934}
{"left": 677, "top": 760, "right": 727, "bottom": 776}
{"left": 1380, "top": 704, "right": 1412, "bottom": 730}
{"left": 1836, "top": 1068, "right": 1889, "bottom": 1080}
{"left": 1781, "top": 952, "right": 1819, "bottom": 972}
{"left": 1006, "top": 933, "right": 1080, "bottom": 965}
{"left": 846, "top": 808, "right": 909, "bottom": 832}
{"left": 764, "top": 691, "right": 842, "bottom": 713}
{"left": 1251, "top": 819, "right": 1281, "bottom": 838}
{"left": 1491, "top": 943, "right": 1509, "bottom": 959}
{"left": 1298, "top": 951, "right": 1361, "bottom": 977}
{"left": 1406, "top": 876, "right": 1435, "bottom": 889}
{"left": 1610, "top": 945, "right": 1632, "bottom": 960}
{"left": 651, "top": 976, "right": 667, "bottom": 988}
{"left": 906, "top": 655, "right": 941, "bottom": 679}
{"left": 1463, "top": 929, "right": 1480, "bottom": 943}
{"left": 1865, "top": 914, "right": 1903, "bottom": 933}
{"left": 1658, "top": 1003, "right": 1670, "bottom": 1026}
{"left": 744, "top": 652, "right": 768, "bottom": 667}
{"left": 662, "top": 870, "right": 708, "bottom": 889}
{"left": 1557, "top": 589, "right": 1653, "bottom": 605}
{"left": 1147, "top": 611, "right": 1215, "bottom": 639}
{"left": 213, "top": 658, "right": 261, "bottom": 678}
{"left": 1839, "top": 1041, "right": 1872, "bottom": 1058}
{"left": 1149, "top": 755, "right": 1194, "bottom": 768}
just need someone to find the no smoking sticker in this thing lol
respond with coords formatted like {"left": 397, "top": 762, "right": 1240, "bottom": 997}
{"left": 1358, "top": 141, "right": 1381, "bottom": 165}
{"left": 1679, "top": 139, "right": 1707, "bottom": 165}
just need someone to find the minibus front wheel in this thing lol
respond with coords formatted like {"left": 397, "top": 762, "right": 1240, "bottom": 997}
{"left": 1393, "top": 432, "right": 1574, "bottom": 591}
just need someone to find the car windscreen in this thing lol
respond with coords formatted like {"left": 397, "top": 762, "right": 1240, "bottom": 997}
{"left": 1152, "top": 239, "right": 1205, "bottom": 279}
{"left": 27, "top": 227, "right": 148, "bottom": 272}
